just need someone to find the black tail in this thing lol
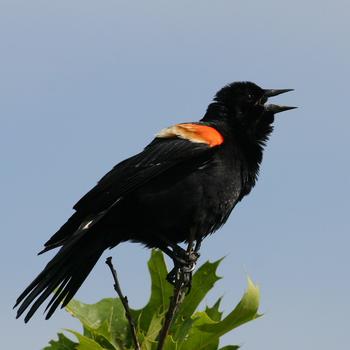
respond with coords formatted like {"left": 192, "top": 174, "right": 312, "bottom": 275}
{"left": 38, "top": 211, "right": 86, "bottom": 254}
{"left": 14, "top": 230, "right": 105, "bottom": 322}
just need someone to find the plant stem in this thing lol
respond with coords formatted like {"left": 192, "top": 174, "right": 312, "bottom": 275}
{"left": 106, "top": 257, "right": 141, "bottom": 350}
{"left": 157, "top": 239, "right": 198, "bottom": 350}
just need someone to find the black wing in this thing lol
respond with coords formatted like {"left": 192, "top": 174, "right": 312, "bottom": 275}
{"left": 42, "top": 136, "right": 216, "bottom": 251}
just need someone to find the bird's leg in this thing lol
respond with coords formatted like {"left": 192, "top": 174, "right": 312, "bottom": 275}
{"left": 179, "top": 237, "right": 202, "bottom": 292}
{"left": 161, "top": 247, "right": 195, "bottom": 285}
{"left": 152, "top": 233, "right": 201, "bottom": 286}
{"left": 153, "top": 234, "right": 190, "bottom": 265}
{"left": 194, "top": 237, "right": 202, "bottom": 253}
{"left": 166, "top": 239, "right": 201, "bottom": 287}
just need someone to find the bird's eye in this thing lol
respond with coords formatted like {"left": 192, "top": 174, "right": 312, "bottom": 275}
{"left": 247, "top": 94, "right": 253, "bottom": 101}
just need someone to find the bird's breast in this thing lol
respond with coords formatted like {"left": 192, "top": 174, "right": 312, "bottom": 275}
{"left": 191, "top": 153, "right": 244, "bottom": 237}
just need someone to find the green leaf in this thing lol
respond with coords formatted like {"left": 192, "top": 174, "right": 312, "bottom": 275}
{"left": 172, "top": 316, "right": 195, "bottom": 344}
{"left": 47, "top": 252, "right": 260, "bottom": 350}
{"left": 138, "top": 311, "right": 164, "bottom": 350}
{"left": 172, "top": 258, "right": 223, "bottom": 348}
{"left": 162, "top": 334, "right": 178, "bottom": 350}
{"left": 177, "top": 278, "right": 260, "bottom": 350}
{"left": 201, "top": 277, "right": 260, "bottom": 335}
{"left": 145, "top": 312, "right": 164, "bottom": 341}
{"left": 205, "top": 297, "right": 223, "bottom": 322}
{"left": 134, "top": 250, "right": 173, "bottom": 333}
{"left": 178, "top": 312, "right": 217, "bottom": 350}
{"left": 82, "top": 325, "right": 117, "bottom": 350}
{"left": 176, "top": 258, "right": 222, "bottom": 322}
{"left": 67, "top": 330, "right": 106, "bottom": 350}
{"left": 66, "top": 298, "right": 130, "bottom": 348}
{"left": 43, "top": 333, "right": 77, "bottom": 350}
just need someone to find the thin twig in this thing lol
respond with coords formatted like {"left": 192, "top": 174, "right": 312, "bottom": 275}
{"left": 105, "top": 257, "right": 141, "bottom": 350}
{"left": 157, "top": 239, "right": 198, "bottom": 350}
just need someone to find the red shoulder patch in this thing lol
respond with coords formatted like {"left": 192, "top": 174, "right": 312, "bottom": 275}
{"left": 156, "top": 123, "right": 224, "bottom": 147}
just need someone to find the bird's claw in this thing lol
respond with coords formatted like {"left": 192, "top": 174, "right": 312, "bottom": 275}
{"left": 166, "top": 249, "right": 199, "bottom": 291}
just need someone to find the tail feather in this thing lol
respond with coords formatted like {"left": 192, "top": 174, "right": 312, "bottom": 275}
{"left": 38, "top": 211, "right": 86, "bottom": 254}
{"left": 15, "top": 230, "right": 105, "bottom": 322}
{"left": 23, "top": 274, "right": 70, "bottom": 322}
{"left": 46, "top": 250, "right": 101, "bottom": 319}
{"left": 44, "top": 276, "right": 71, "bottom": 312}
{"left": 15, "top": 269, "right": 66, "bottom": 318}
{"left": 44, "top": 277, "right": 72, "bottom": 319}
{"left": 15, "top": 233, "right": 84, "bottom": 309}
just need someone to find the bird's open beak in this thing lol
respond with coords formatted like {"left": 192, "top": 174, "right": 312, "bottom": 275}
{"left": 263, "top": 89, "right": 297, "bottom": 114}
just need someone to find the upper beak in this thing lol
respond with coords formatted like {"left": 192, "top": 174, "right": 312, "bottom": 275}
{"left": 264, "top": 89, "right": 294, "bottom": 97}
{"left": 263, "top": 89, "right": 296, "bottom": 114}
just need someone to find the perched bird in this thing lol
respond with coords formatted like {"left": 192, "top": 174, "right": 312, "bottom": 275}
{"left": 15, "top": 81, "right": 295, "bottom": 322}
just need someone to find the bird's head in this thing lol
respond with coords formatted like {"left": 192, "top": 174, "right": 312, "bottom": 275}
{"left": 214, "top": 81, "right": 295, "bottom": 123}
{"left": 205, "top": 81, "right": 296, "bottom": 143}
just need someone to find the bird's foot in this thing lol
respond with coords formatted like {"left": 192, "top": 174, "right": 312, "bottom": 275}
{"left": 166, "top": 249, "right": 200, "bottom": 291}
{"left": 171, "top": 244, "right": 200, "bottom": 265}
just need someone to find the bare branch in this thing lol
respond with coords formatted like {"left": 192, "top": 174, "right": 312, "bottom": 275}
{"left": 105, "top": 257, "right": 141, "bottom": 350}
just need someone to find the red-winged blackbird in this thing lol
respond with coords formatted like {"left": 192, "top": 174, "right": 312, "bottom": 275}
{"left": 15, "top": 81, "right": 295, "bottom": 322}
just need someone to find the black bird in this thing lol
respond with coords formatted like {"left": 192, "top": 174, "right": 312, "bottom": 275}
{"left": 15, "top": 81, "right": 295, "bottom": 322}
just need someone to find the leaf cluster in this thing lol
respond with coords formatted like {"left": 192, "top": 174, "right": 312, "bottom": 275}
{"left": 44, "top": 250, "right": 260, "bottom": 350}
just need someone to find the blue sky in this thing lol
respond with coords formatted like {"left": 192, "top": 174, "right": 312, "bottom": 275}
{"left": 1, "top": 1, "right": 349, "bottom": 349}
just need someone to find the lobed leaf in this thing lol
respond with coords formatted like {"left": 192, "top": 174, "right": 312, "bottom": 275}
{"left": 201, "top": 277, "right": 260, "bottom": 336}
{"left": 133, "top": 250, "right": 173, "bottom": 333}
{"left": 177, "top": 278, "right": 260, "bottom": 350}
{"left": 46, "top": 251, "right": 260, "bottom": 350}
{"left": 176, "top": 258, "right": 222, "bottom": 322}
{"left": 138, "top": 312, "right": 164, "bottom": 349}
{"left": 205, "top": 297, "right": 223, "bottom": 322}
{"left": 67, "top": 330, "right": 106, "bottom": 350}
{"left": 43, "top": 332, "right": 77, "bottom": 350}
{"left": 66, "top": 298, "right": 130, "bottom": 348}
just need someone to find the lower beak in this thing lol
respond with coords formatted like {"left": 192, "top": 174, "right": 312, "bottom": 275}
{"left": 265, "top": 104, "right": 297, "bottom": 113}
